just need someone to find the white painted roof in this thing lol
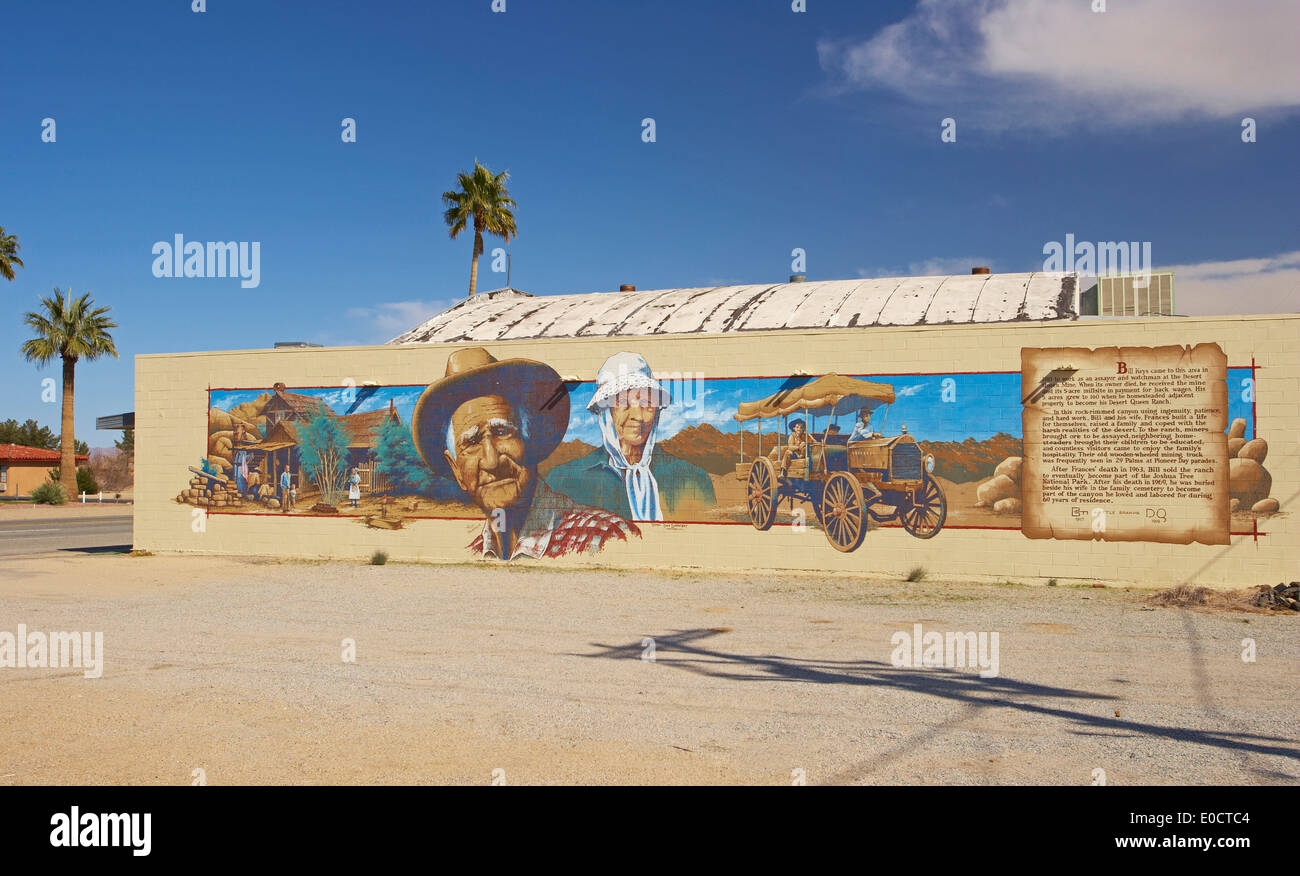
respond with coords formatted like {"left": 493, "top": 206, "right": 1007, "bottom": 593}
{"left": 388, "top": 273, "right": 1078, "bottom": 344}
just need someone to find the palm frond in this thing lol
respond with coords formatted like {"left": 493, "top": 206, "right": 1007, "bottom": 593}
{"left": 0, "top": 227, "right": 23, "bottom": 281}
{"left": 20, "top": 287, "right": 119, "bottom": 365}
{"left": 441, "top": 160, "right": 518, "bottom": 245}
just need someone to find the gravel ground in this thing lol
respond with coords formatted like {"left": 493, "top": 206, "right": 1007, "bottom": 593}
{"left": 0, "top": 552, "right": 1296, "bottom": 785}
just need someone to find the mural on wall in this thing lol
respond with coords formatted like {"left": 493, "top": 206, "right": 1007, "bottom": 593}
{"left": 180, "top": 343, "right": 1276, "bottom": 560}
{"left": 409, "top": 347, "right": 640, "bottom": 560}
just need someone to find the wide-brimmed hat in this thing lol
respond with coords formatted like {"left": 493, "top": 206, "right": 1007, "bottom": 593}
{"left": 586, "top": 352, "right": 672, "bottom": 413}
{"left": 412, "top": 347, "right": 570, "bottom": 477}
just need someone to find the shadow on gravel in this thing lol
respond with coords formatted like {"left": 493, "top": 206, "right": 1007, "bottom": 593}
{"left": 578, "top": 629, "right": 1300, "bottom": 768}
{"left": 56, "top": 544, "right": 132, "bottom": 555}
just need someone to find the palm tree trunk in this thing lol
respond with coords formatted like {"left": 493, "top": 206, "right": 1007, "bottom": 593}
{"left": 469, "top": 230, "right": 482, "bottom": 297}
{"left": 60, "top": 356, "right": 78, "bottom": 496}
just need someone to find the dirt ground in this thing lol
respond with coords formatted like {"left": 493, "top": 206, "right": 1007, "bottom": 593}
{"left": 0, "top": 552, "right": 1296, "bottom": 785}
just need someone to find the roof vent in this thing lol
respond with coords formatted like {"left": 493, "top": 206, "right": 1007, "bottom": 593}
{"left": 789, "top": 274, "right": 807, "bottom": 283}
{"left": 619, "top": 284, "right": 636, "bottom": 292}
{"left": 971, "top": 266, "right": 991, "bottom": 275}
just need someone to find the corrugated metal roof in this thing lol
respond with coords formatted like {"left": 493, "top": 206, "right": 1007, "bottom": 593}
{"left": 388, "top": 273, "right": 1079, "bottom": 344}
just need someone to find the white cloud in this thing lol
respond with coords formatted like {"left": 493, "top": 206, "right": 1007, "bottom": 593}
{"left": 1160, "top": 250, "right": 1300, "bottom": 315}
{"left": 345, "top": 299, "right": 453, "bottom": 345}
{"left": 859, "top": 257, "right": 995, "bottom": 278}
{"left": 655, "top": 388, "right": 737, "bottom": 442}
{"left": 560, "top": 386, "right": 738, "bottom": 447}
{"left": 819, "top": 0, "right": 1300, "bottom": 129}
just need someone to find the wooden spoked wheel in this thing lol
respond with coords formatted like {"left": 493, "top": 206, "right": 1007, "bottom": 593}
{"left": 900, "top": 474, "right": 947, "bottom": 539}
{"left": 746, "top": 457, "right": 778, "bottom": 531}
{"left": 820, "top": 471, "right": 867, "bottom": 552}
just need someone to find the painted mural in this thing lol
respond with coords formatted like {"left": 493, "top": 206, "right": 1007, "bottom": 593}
{"left": 180, "top": 345, "right": 1274, "bottom": 561}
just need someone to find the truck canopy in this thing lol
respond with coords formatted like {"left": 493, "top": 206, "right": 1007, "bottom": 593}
{"left": 734, "top": 374, "right": 896, "bottom": 422}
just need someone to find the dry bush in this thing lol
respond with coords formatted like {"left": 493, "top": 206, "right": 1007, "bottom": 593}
{"left": 1146, "top": 583, "right": 1298, "bottom": 614}
{"left": 89, "top": 448, "right": 132, "bottom": 492}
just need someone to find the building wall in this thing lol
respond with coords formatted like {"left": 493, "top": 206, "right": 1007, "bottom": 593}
{"left": 134, "top": 314, "right": 1299, "bottom": 587}
{"left": 0, "top": 462, "right": 58, "bottom": 497}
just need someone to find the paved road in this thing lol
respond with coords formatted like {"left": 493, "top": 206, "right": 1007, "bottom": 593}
{"left": 0, "top": 515, "right": 132, "bottom": 556}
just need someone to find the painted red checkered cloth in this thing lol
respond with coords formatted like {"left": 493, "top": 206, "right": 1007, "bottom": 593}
{"left": 542, "top": 509, "right": 641, "bottom": 557}
{"left": 469, "top": 507, "right": 640, "bottom": 559}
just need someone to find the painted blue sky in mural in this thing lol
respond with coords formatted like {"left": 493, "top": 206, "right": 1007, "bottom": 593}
{"left": 213, "top": 367, "right": 1255, "bottom": 448}
{"left": 564, "top": 372, "right": 1024, "bottom": 446}
{"left": 211, "top": 386, "right": 425, "bottom": 428}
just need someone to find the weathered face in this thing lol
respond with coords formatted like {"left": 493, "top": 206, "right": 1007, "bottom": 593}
{"left": 610, "top": 388, "right": 660, "bottom": 449}
{"left": 444, "top": 394, "right": 531, "bottom": 513}
{"left": 792, "top": 422, "right": 805, "bottom": 434}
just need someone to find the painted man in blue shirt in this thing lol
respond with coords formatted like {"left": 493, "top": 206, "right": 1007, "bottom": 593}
{"left": 278, "top": 466, "right": 293, "bottom": 511}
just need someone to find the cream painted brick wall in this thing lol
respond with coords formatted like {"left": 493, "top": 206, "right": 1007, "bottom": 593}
{"left": 134, "top": 314, "right": 1300, "bottom": 587}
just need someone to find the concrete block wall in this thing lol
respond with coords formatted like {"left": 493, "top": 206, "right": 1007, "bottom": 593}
{"left": 134, "top": 314, "right": 1299, "bottom": 587}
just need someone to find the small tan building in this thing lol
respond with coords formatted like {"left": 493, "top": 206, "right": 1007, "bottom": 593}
{"left": 0, "top": 444, "right": 90, "bottom": 498}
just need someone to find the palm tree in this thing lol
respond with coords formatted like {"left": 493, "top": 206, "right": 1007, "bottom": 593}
{"left": 442, "top": 160, "right": 517, "bottom": 297}
{"left": 0, "top": 226, "right": 23, "bottom": 281}
{"left": 20, "top": 289, "right": 119, "bottom": 496}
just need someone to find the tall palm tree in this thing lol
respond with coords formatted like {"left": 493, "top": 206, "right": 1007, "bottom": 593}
{"left": 20, "top": 289, "right": 119, "bottom": 496}
{"left": 0, "top": 226, "right": 23, "bottom": 281}
{"left": 442, "top": 160, "right": 517, "bottom": 297}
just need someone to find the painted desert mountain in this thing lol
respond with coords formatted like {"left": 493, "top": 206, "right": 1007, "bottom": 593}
{"left": 653, "top": 422, "right": 1022, "bottom": 484}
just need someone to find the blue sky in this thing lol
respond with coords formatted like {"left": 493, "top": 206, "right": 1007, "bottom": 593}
{"left": 3, "top": 0, "right": 1296, "bottom": 443}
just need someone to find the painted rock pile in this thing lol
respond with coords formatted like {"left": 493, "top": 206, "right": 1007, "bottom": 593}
{"left": 974, "top": 418, "right": 1281, "bottom": 518}
{"left": 176, "top": 474, "right": 247, "bottom": 509}
{"left": 1227, "top": 419, "right": 1279, "bottom": 514}
{"left": 974, "top": 456, "right": 1022, "bottom": 514}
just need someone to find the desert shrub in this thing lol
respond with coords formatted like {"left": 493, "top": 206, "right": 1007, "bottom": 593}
{"left": 905, "top": 566, "right": 927, "bottom": 582}
{"left": 370, "top": 550, "right": 388, "bottom": 566}
{"left": 47, "top": 466, "right": 101, "bottom": 495}
{"left": 77, "top": 466, "right": 100, "bottom": 494}
{"left": 31, "top": 481, "right": 68, "bottom": 505}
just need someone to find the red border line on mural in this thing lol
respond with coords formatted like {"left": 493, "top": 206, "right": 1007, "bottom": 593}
{"left": 197, "top": 510, "right": 1266, "bottom": 539}
{"left": 1251, "top": 356, "right": 1258, "bottom": 434}
{"left": 202, "top": 511, "right": 1025, "bottom": 530}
